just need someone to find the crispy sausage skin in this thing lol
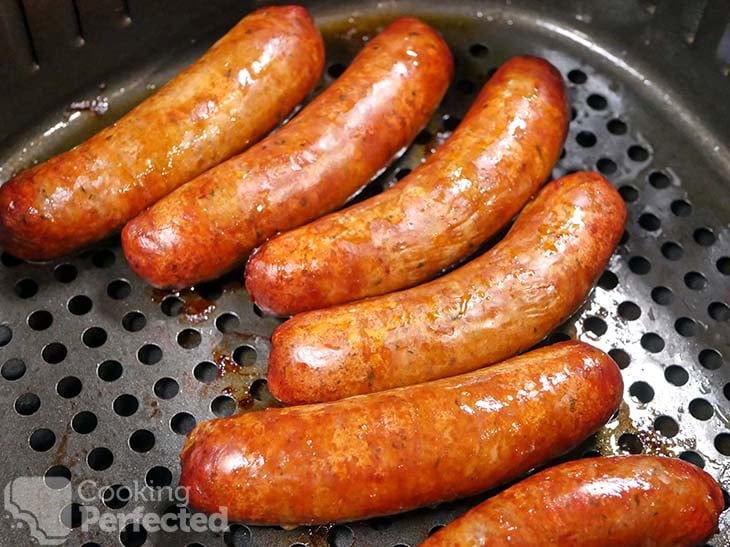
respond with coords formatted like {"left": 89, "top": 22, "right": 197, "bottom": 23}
{"left": 246, "top": 55, "right": 569, "bottom": 316}
{"left": 422, "top": 455, "right": 724, "bottom": 547}
{"left": 180, "top": 341, "right": 622, "bottom": 525}
{"left": 268, "top": 171, "right": 626, "bottom": 404}
{"left": 0, "top": 6, "right": 324, "bottom": 261}
{"left": 122, "top": 17, "right": 454, "bottom": 288}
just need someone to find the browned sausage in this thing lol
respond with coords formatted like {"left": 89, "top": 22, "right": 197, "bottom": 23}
{"left": 0, "top": 6, "right": 324, "bottom": 261}
{"left": 245, "top": 55, "right": 569, "bottom": 316}
{"left": 268, "top": 171, "right": 626, "bottom": 404}
{"left": 422, "top": 455, "right": 724, "bottom": 546}
{"left": 180, "top": 341, "right": 622, "bottom": 525}
{"left": 121, "top": 17, "right": 454, "bottom": 288}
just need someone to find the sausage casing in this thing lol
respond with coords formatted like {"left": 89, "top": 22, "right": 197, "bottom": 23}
{"left": 246, "top": 55, "right": 569, "bottom": 315}
{"left": 0, "top": 6, "right": 324, "bottom": 260}
{"left": 422, "top": 455, "right": 724, "bottom": 546}
{"left": 122, "top": 17, "right": 453, "bottom": 288}
{"left": 268, "top": 171, "right": 626, "bottom": 404}
{"left": 180, "top": 341, "right": 622, "bottom": 525}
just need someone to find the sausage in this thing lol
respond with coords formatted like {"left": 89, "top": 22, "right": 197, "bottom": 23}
{"left": 180, "top": 341, "right": 623, "bottom": 525}
{"left": 122, "top": 17, "right": 454, "bottom": 288}
{"left": 268, "top": 171, "right": 626, "bottom": 404}
{"left": 0, "top": 6, "right": 324, "bottom": 261}
{"left": 421, "top": 455, "right": 724, "bottom": 546}
{"left": 246, "top": 55, "right": 569, "bottom": 316}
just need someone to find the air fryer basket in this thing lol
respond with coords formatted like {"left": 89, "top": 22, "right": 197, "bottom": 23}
{"left": 1, "top": 1, "right": 729, "bottom": 546}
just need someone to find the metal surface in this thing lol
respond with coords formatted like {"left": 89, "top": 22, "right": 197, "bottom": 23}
{"left": 1, "top": 1, "right": 729, "bottom": 546}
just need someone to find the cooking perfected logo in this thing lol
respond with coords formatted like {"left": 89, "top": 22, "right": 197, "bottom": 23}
{"left": 4, "top": 475, "right": 72, "bottom": 545}
{"left": 3, "top": 476, "right": 228, "bottom": 544}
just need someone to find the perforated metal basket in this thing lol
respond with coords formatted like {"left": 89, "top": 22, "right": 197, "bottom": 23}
{"left": 1, "top": 1, "right": 729, "bottom": 546}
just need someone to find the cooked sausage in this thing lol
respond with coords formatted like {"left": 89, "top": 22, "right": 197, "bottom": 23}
{"left": 180, "top": 341, "right": 622, "bottom": 525}
{"left": 422, "top": 455, "right": 724, "bottom": 546}
{"left": 246, "top": 55, "right": 569, "bottom": 316}
{"left": 268, "top": 171, "right": 626, "bottom": 404}
{"left": 122, "top": 17, "right": 453, "bottom": 288}
{"left": 0, "top": 6, "right": 324, "bottom": 261}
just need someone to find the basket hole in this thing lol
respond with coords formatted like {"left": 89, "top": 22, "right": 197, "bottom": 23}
{"left": 146, "top": 466, "right": 173, "bottom": 488}
{"left": 586, "top": 93, "right": 607, "bottom": 110}
{"left": 57, "top": 376, "right": 82, "bottom": 398}
{"left": 648, "top": 170, "right": 671, "bottom": 188}
{"left": 679, "top": 450, "right": 705, "bottom": 469}
{"left": 576, "top": 131, "right": 596, "bottom": 148}
{"left": 107, "top": 279, "right": 131, "bottom": 299}
{"left": 161, "top": 295, "right": 183, "bottom": 316}
{"left": 674, "top": 317, "right": 698, "bottom": 337}
{"left": 129, "top": 430, "right": 155, "bottom": 453}
{"left": 606, "top": 118, "right": 627, "bottom": 135}
{"left": 618, "top": 301, "right": 641, "bottom": 320}
{"left": 718, "top": 257, "right": 730, "bottom": 275}
{"left": 670, "top": 199, "right": 691, "bottom": 217}
{"left": 428, "top": 525, "right": 445, "bottom": 537}
{"left": 1, "top": 252, "right": 24, "bottom": 267}
{"left": 699, "top": 349, "right": 723, "bottom": 370}
{"left": 327, "top": 525, "right": 354, "bottom": 547}
{"left": 15, "top": 392, "right": 40, "bottom": 415}
{"left": 54, "top": 263, "right": 78, "bottom": 283}
{"left": 197, "top": 281, "right": 223, "bottom": 301}
{"left": 618, "top": 432, "right": 643, "bottom": 454}
{"left": 68, "top": 295, "right": 92, "bottom": 315}
{"left": 693, "top": 227, "right": 715, "bottom": 247}
{"left": 212, "top": 395, "right": 236, "bottom": 417}
{"left": 653, "top": 416, "right": 678, "bottom": 438}
{"left": 72, "top": 411, "right": 97, "bottom": 434}
{"left": 223, "top": 524, "right": 251, "bottom": 547}
{"left": 0, "top": 325, "right": 12, "bottom": 347}
{"left": 596, "top": 158, "right": 617, "bottom": 175}
{"left": 98, "top": 360, "right": 122, "bottom": 381}
{"left": 629, "top": 381, "right": 654, "bottom": 403}
{"left": 138, "top": 344, "right": 162, "bottom": 365}
{"left": 620, "top": 230, "right": 629, "bottom": 245}
{"left": 638, "top": 213, "right": 660, "bottom": 231}
{"left": 709, "top": 302, "right": 730, "bottom": 321}
{"left": 45, "top": 465, "right": 71, "bottom": 489}
{"left": 171, "top": 412, "right": 196, "bottom": 435}
{"left": 15, "top": 278, "right": 38, "bottom": 299}
{"left": 608, "top": 348, "right": 630, "bottom": 369}
{"left": 121, "top": 311, "right": 146, "bottom": 332}
{"left": 194, "top": 361, "right": 217, "bottom": 383}
{"left": 2, "top": 358, "right": 26, "bottom": 380}
{"left": 28, "top": 310, "right": 53, "bottom": 331}
{"left": 689, "top": 398, "right": 713, "bottom": 421}
{"left": 640, "top": 333, "right": 664, "bottom": 353}
{"left": 469, "top": 43, "right": 489, "bottom": 57}
{"left": 120, "top": 522, "right": 147, "bottom": 547}
{"left": 567, "top": 68, "right": 586, "bottom": 84}
{"left": 327, "top": 63, "right": 347, "bottom": 78}
{"left": 233, "top": 345, "right": 257, "bottom": 366}
{"left": 660, "top": 241, "right": 683, "bottom": 260}
{"left": 664, "top": 365, "right": 688, "bottom": 386}
{"left": 216, "top": 313, "right": 240, "bottom": 334}
{"left": 715, "top": 433, "right": 730, "bottom": 456}
{"left": 154, "top": 377, "right": 179, "bottom": 400}
{"left": 177, "top": 328, "right": 201, "bottom": 349}
{"left": 618, "top": 185, "right": 638, "bottom": 202}
{"left": 92, "top": 249, "right": 115, "bottom": 268}
{"left": 29, "top": 428, "right": 56, "bottom": 452}
{"left": 651, "top": 286, "right": 672, "bottom": 306}
{"left": 113, "top": 394, "right": 139, "bottom": 417}
{"left": 628, "top": 256, "right": 651, "bottom": 275}
{"left": 250, "top": 378, "right": 270, "bottom": 401}
{"left": 87, "top": 447, "right": 113, "bottom": 470}
{"left": 60, "top": 502, "right": 85, "bottom": 528}
{"left": 583, "top": 317, "right": 607, "bottom": 336}
{"left": 82, "top": 327, "right": 107, "bottom": 348}
{"left": 597, "top": 270, "right": 618, "bottom": 290}
{"left": 627, "top": 145, "right": 649, "bottom": 161}
{"left": 684, "top": 271, "right": 706, "bottom": 290}
{"left": 42, "top": 342, "right": 67, "bottom": 364}
{"left": 103, "top": 485, "right": 130, "bottom": 509}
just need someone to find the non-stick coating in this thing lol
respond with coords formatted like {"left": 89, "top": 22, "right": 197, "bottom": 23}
{"left": 0, "top": 1, "right": 728, "bottom": 546}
